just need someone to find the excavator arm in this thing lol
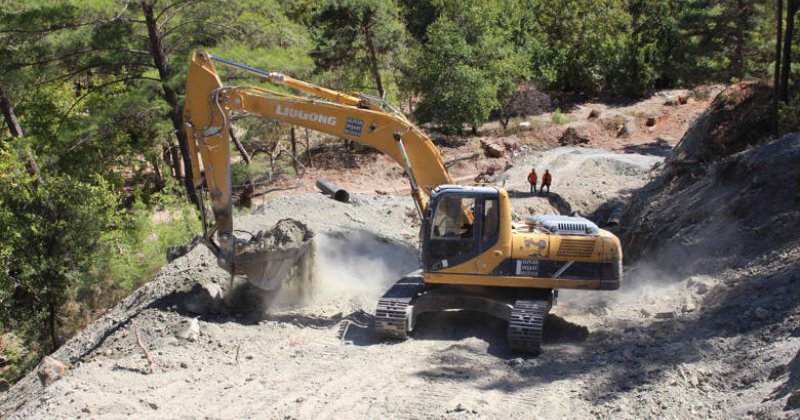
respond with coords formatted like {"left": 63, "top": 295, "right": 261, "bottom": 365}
{"left": 183, "top": 51, "right": 452, "bottom": 272}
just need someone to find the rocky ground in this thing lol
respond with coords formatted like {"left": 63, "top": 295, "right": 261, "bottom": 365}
{"left": 1, "top": 86, "right": 799, "bottom": 419}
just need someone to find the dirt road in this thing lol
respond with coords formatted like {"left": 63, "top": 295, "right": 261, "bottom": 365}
{"left": 2, "top": 144, "right": 798, "bottom": 419}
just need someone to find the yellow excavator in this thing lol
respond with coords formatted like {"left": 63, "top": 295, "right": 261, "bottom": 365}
{"left": 183, "top": 51, "right": 622, "bottom": 353}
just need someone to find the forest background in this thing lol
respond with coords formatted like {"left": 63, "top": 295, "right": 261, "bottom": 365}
{"left": 1, "top": 0, "right": 799, "bottom": 382}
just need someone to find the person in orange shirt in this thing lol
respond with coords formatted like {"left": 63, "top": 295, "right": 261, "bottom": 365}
{"left": 527, "top": 168, "right": 538, "bottom": 195}
{"left": 541, "top": 169, "right": 552, "bottom": 194}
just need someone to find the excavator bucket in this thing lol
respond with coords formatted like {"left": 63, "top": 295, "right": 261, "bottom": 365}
{"left": 232, "top": 219, "right": 314, "bottom": 291}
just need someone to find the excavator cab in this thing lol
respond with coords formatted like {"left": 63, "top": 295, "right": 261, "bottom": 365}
{"left": 422, "top": 185, "right": 500, "bottom": 272}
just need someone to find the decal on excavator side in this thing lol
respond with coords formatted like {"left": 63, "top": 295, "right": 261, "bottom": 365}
{"left": 275, "top": 104, "right": 337, "bottom": 126}
{"left": 345, "top": 117, "right": 364, "bottom": 136}
{"left": 516, "top": 259, "right": 539, "bottom": 276}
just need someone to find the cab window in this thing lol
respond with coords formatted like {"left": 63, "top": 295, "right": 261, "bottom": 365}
{"left": 430, "top": 196, "right": 475, "bottom": 259}
{"left": 482, "top": 198, "right": 499, "bottom": 243}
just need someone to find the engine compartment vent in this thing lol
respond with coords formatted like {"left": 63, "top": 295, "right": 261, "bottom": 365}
{"left": 524, "top": 215, "right": 600, "bottom": 236}
{"left": 557, "top": 239, "right": 597, "bottom": 258}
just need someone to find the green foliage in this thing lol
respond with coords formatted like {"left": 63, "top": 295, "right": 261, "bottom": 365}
{"left": 87, "top": 179, "right": 200, "bottom": 309}
{"left": 0, "top": 142, "right": 118, "bottom": 349}
{"left": 409, "top": 2, "right": 530, "bottom": 131}
{"left": 528, "top": 0, "right": 631, "bottom": 93}
{"left": 400, "top": 0, "right": 439, "bottom": 42}
{"left": 231, "top": 157, "right": 276, "bottom": 186}
{"left": 778, "top": 94, "right": 800, "bottom": 134}
{"left": 674, "top": 0, "right": 770, "bottom": 85}
{"left": 551, "top": 108, "right": 568, "bottom": 125}
{"left": 311, "top": 0, "right": 408, "bottom": 99}
{"left": 607, "top": 0, "right": 679, "bottom": 95}
{"left": 411, "top": 17, "right": 495, "bottom": 131}
{"left": 0, "top": 332, "right": 38, "bottom": 383}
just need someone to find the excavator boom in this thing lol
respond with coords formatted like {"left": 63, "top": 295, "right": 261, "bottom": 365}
{"left": 184, "top": 51, "right": 451, "bottom": 275}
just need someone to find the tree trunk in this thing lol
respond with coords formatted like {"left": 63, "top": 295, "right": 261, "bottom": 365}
{"left": 290, "top": 126, "right": 298, "bottom": 174}
{"left": 25, "top": 149, "right": 43, "bottom": 186}
{"left": 781, "top": 0, "right": 798, "bottom": 102}
{"left": 775, "top": 0, "right": 784, "bottom": 133}
{"left": 304, "top": 128, "right": 313, "bottom": 168}
{"left": 150, "top": 149, "right": 164, "bottom": 190}
{"left": 362, "top": 12, "right": 385, "bottom": 99}
{"left": 734, "top": 27, "right": 745, "bottom": 80}
{"left": 1, "top": 83, "right": 42, "bottom": 185}
{"left": 0, "top": 83, "right": 23, "bottom": 137}
{"left": 142, "top": 1, "right": 198, "bottom": 205}
{"left": 500, "top": 116, "right": 509, "bottom": 130}
{"left": 168, "top": 142, "right": 183, "bottom": 178}
{"left": 732, "top": 0, "right": 746, "bottom": 80}
{"left": 48, "top": 300, "right": 57, "bottom": 351}
{"left": 229, "top": 128, "right": 251, "bottom": 164}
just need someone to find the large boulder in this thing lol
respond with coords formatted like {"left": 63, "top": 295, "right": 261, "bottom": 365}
{"left": 620, "top": 117, "right": 638, "bottom": 138}
{"left": 36, "top": 356, "right": 68, "bottom": 387}
{"left": 559, "top": 127, "right": 591, "bottom": 146}
{"left": 480, "top": 139, "right": 505, "bottom": 158}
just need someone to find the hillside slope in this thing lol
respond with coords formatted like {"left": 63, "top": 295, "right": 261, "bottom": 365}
{"left": 1, "top": 86, "right": 799, "bottom": 419}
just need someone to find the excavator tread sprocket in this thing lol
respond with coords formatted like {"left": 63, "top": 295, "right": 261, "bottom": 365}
{"left": 374, "top": 272, "right": 425, "bottom": 339}
{"left": 507, "top": 290, "right": 552, "bottom": 354}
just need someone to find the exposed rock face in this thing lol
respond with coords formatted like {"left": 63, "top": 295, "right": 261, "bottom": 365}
{"left": 666, "top": 81, "right": 773, "bottom": 174}
{"left": 623, "top": 85, "right": 800, "bottom": 269}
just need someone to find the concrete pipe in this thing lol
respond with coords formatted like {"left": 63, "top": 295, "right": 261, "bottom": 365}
{"left": 606, "top": 207, "right": 624, "bottom": 226}
{"left": 316, "top": 178, "right": 350, "bottom": 203}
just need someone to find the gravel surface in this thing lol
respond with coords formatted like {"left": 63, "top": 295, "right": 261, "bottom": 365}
{"left": 1, "top": 100, "right": 798, "bottom": 418}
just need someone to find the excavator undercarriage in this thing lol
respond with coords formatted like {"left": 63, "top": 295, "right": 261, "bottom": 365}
{"left": 375, "top": 271, "right": 554, "bottom": 353}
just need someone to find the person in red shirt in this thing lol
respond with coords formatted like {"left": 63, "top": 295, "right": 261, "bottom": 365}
{"left": 541, "top": 169, "right": 552, "bottom": 194}
{"left": 527, "top": 168, "right": 538, "bottom": 195}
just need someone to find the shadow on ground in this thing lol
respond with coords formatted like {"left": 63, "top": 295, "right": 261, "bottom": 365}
{"left": 621, "top": 138, "right": 673, "bottom": 157}
{"left": 339, "top": 310, "right": 588, "bottom": 358}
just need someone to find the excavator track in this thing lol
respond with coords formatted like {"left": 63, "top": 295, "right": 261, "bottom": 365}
{"left": 507, "top": 290, "right": 553, "bottom": 354}
{"left": 374, "top": 272, "right": 425, "bottom": 339}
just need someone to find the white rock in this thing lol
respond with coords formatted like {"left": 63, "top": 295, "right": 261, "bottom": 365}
{"left": 177, "top": 318, "right": 200, "bottom": 342}
{"left": 681, "top": 297, "right": 697, "bottom": 313}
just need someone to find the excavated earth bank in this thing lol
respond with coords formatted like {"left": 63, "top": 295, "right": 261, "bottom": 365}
{"left": 2, "top": 85, "right": 799, "bottom": 418}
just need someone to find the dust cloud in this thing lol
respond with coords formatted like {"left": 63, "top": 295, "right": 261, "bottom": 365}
{"left": 558, "top": 262, "right": 683, "bottom": 315}
{"left": 269, "top": 230, "right": 419, "bottom": 310}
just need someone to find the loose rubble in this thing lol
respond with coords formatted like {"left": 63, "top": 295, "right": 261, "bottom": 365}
{"left": 1, "top": 86, "right": 798, "bottom": 419}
